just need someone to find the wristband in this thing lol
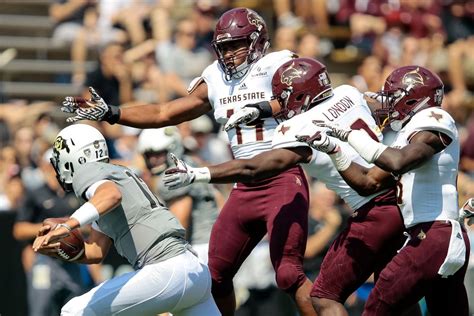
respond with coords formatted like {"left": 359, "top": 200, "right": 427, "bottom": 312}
{"left": 347, "top": 130, "right": 387, "bottom": 163}
{"left": 71, "top": 202, "right": 100, "bottom": 227}
{"left": 193, "top": 167, "right": 211, "bottom": 183}
{"left": 329, "top": 148, "right": 351, "bottom": 171}
{"left": 248, "top": 101, "right": 272, "bottom": 118}
{"left": 105, "top": 105, "right": 121, "bottom": 124}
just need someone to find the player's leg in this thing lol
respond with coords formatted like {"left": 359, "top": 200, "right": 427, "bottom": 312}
{"left": 61, "top": 250, "right": 217, "bottom": 316}
{"left": 363, "top": 221, "right": 468, "bottom": 315}
{"left": 424, "top": 229, "right": 470, "bottom": 316}
{"left": 311, "top": 202, "right": 404, "bottom": 316}
{"left": 266, "top": 168, "right": 315, "bottom": 316}
{"left": 208, "top": 187, "right": 267, "bottom": 316}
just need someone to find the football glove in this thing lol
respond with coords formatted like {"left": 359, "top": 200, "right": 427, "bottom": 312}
{"left": 61, "top": 87, "right": 120, "bottom": 124}
{"left": 224, "top": 101, "right": 272, "bottom": 132}
{"left": 162, "top": 153, "right": 210, "bottom": 190}
{"left": 295, "top": 128, "right": 339, "bottom": 154}
{"left": 312, "top": 120, "right": 352, "bottom": 142}
{"left": 459, "top": 198, "right": 474, "bottom": 226}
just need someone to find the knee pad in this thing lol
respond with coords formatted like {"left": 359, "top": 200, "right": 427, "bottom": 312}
{"left": 275, "top": 262, "right": 306, "bottom": 293}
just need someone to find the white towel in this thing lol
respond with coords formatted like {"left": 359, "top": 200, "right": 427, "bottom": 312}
{"left": 438, "top": 219, "right": 467, "bottom": 278}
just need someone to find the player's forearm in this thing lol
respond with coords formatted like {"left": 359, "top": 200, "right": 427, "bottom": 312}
{"left": 118, "top": 96, "right": 210, "bottom": 128}
{"left": 339, "top": 163, "right": 387, "bottom": 196}
{"left": 209, "top": 160, "right": 283, "bottom": 183}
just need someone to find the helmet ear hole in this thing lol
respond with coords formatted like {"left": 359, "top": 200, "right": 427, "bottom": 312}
{"left": 295, "top": 94, "right": 305, "bottom": 101}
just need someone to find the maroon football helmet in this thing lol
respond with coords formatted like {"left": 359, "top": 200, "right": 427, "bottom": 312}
{"left": 272, "top": 57, "right": 333, "bottom": 122}
{"left": 212, "top": 8, "right": 270, "bottom": 80}
{"left": 374, "top": 66, "right": 444, "bottom": 131}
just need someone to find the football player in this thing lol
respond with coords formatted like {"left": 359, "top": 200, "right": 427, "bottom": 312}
{"left": 32, "top": 124, "right": 220, "bottom": 315}
{"left": 137, "top": 127, "right": 220, "bottom": 263}
{"left": 61, "top": 8, "right": 316, "bottom": 316}
{"left": 163, "top": 57, "right": 407, "bottom": 316}
{"left": 300, "top": 66, "right": 470, "bottom": 315}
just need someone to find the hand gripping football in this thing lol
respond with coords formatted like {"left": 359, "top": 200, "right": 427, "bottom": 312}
{"left": 43, "top": 217, "right": 85, "bottom": 262}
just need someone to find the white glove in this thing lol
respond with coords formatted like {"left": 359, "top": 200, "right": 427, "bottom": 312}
{"left": 61, "top": 87, "right": 120, "bottom": 124}
{"left": 459, "top": 198, "right": 474, "bottom": 225}
{"left": 224, "top": 107, "right": 260, "bottom": 132}
{"left": 312, "top": 120, "right": 352, "bottom": 142}
{"left": 224, "top": 101, "right": 272, "bottom": 132}
{"left": 162, "top": 154, "right": 210, "bottom": 190}
{"left": 295, "top": 128, "right": 339, "bottom": 154}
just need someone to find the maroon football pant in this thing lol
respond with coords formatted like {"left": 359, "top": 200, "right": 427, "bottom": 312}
{"left": 363, "top": 221, "right": 470, "bottom": 316}
{"left": 208, "top": 166, "right": 310, "bottom": 297}
{"left": 311, "top": 199, "right": 405, "bottom": 302}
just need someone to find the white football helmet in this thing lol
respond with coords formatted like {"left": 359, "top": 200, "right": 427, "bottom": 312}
{"left": 51, "top": 124, "right": 109, "bottom": 191}
{"left": 137, "top": 127, "right": 184, "bottom": 175}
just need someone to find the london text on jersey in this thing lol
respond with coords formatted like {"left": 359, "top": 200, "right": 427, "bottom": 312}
{"left": 322, "top": 96, "right": 355, "bottom": 121}
{"left": 219, "top": 92, "right": 266, "bottom": 105}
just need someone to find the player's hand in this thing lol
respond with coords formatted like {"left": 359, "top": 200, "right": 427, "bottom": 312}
{"left": 312, "top": 120, "right": 352, "bottom": 142}
{"left": 32, "top": 224, "right": 70, "bottom": 252}
{"left": 459, "top": 197, "right": 474, "bottom": 226}
{"left": 295, "top": 129, "right": 339, "bottom": 154}
{"left": 224, "top": 101, "right": 272, "bottom": 132}
{"left": 61, "top": 87, "right": 120, "bottom": 124}
{"left": 162, "top": 154, "right": 197, "bottom": 190}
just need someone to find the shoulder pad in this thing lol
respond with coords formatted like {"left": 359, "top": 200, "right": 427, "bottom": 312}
{"left": 187, "top": 77, "right": 205, "bottom": 94}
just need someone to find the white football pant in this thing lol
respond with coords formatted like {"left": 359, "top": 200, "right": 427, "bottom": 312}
{"left": 61, "top": 250, "right": 220, "bottom": 315}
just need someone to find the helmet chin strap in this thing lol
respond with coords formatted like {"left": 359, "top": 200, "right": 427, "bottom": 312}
{"left": 390, "top": 96, "right": 431, "bottom": 131}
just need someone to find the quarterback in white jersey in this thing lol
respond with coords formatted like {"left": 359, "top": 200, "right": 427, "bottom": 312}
{"left": 302, "top": 66, "right": 469, "bottom": 315}
{"left": 163, "top": 58, "right": 406, "bottom": 316}
{"left": 60, "top": 8, "right": 317, "bottom": 316}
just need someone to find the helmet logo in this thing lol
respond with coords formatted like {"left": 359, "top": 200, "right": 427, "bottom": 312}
{"left": 93, "top": 140, "right": 100, "bottom": 149}
{"left": 83, "top": 149, "right": 91, "bottom": 158}
{"left": 53, "top": 136, "right": 70, "bottom": 153}
{"left": 281, "top": 62, "right": 303, "bottom": 86}
{"left": 247, "top": 11, "right": 263, "bottom": 28}
{"left": 78, "top": 157, "right": 86, "bottom": 164}
{"left": 402, "top": 68, "right": 424, "bottom": 87}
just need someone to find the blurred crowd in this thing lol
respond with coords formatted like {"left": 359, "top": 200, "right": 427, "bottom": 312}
{"left": 0, "top": 0, "right": 473, "bottom": 315}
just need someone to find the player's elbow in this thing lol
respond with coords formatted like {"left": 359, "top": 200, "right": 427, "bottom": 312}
{"left": 354, "top": 179, "right": 383, "bottom": 196}
{"left": 108, "top": 188, "right": 122, "bottom": 208}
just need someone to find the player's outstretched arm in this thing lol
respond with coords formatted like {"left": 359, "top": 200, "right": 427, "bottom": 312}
{"left": 62, "top": 83, "right": 212, "bottom": 128}
{"left": 163, "top": 147, "right": 312, "bottom": 190}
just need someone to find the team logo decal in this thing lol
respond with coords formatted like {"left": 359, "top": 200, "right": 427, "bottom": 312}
{"left": 93, "top": 140, "right": 100, "bottom": 149}
{"left": 78, "top": 157, "right": 86, "bottom": 164}
{"left": 281, "top": 62, "right": 303, "bottom": 86}
{"left": 247, "top": 11, "right": 263, "bottom": 28}
{"left": 429, "top": 111, "right": 443, "bottom": 122}
{"left": 53, "top": 136, "right": 70, "bottom": 153}
{"left": 402, "top": 68, "right": 424, "bottom": 87}
{"left": 83, "top": 149, "right": 91, "bottom": 158}
{"left": 278, "top": 124, "right": 290, "bottom": 135}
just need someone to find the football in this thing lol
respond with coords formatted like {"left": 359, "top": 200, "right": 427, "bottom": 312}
{"left": 43, "top": 217, "right": 85, "bottom": 262}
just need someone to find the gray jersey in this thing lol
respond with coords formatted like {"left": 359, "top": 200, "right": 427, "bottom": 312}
{"left": 157, "top": 156, "right": 218, "bottom": 245}
{"left": 72, "top": 162, "right": 187, "bottom": 269}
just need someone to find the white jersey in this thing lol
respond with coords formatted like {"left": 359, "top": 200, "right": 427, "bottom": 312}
{"left": 272, "top": 85, "right": 384, "bottom": 210}
{"left": 389, "top": 107, "right": 459, "bottom": 227}
{"left": 201, "top": 50, "right": 295, "bottom": 158}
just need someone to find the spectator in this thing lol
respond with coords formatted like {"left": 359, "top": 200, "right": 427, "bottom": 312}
{"left": 155, "top": 18, "right": 213, "bottom": 99}
{"left": 82, "top": 43, "right": 133, "bottom": 106}
{"left": 49, "top": 0, "right": 96, "bottom": 45}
